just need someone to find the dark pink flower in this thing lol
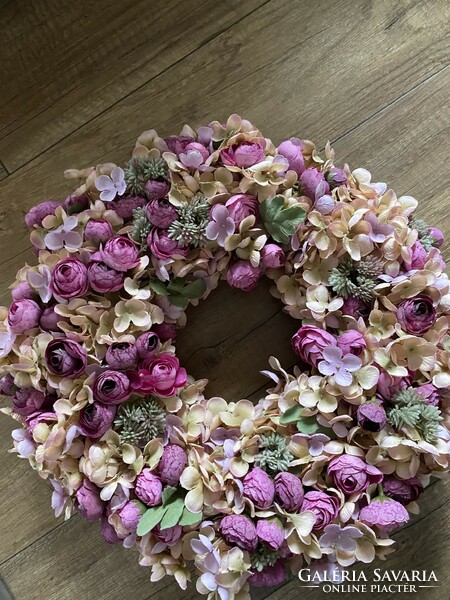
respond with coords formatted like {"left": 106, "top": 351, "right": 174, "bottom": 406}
{"left": 144, "top": 179, "right": 170, "bottom": 200}
{"left": 219, "top": 514, "right": 258, "bottom": 551}
{"left": 326, "top": 167, "right": 347, "bottom": 188}
{"left": 327, "top": 455, "right": 383, "bottom": 495}
{"left": 292, "top": 325, "right": 337, "bottom": 368}
{"left": 130, "top": 353, "right": 187, "bottom": 397}
{"left": 226, "top": 261, "right": 261, "bottom": 292}
{"left": 277, "top": 138, "right": 305, "bottom": 175}
{"left": 93, "top": 370, "right": 130, "bottom": 404}
{"left": 416, "top": 383, "right": 441, "bottom": 406}
{"left": 359, "top": 498, "right": 409, "bottom": 533}
{"left": 87, "top": 261, "right": 125, "bottom": 293}
{"left": 39, "top": 307, "right": 67, "bottom": 332}
{"left": 356, "top": 401, "right": 387, "bottom": 432}
{"left": 25, "top": 201, "right": 62, "bottom": 229}
{"left": 64, "top": 193, "right": 90, "bottom": 214}
{"left": 243, "top": 467, "right": 275, "bottom": 509}
{"left": 261, "top": 244, "right": 285, "bottom": 269}
{"left": 8, "top": 299, "right": 42, "bottom": 333}
{"left": 109, "top": 195, "right": 146, "bottom": 220}
{"left": 45, "top": 338, "right": 87, "bottom": 378}
{"left": 101, "top": 516, "right": 122, "bottom": 544}
{"left": 135, "top": 469, "right": 163, "bottom": 506}
{"left": 12, "top": 387, "right": 48, "bottom": 416}
{"left": 50, "top": 258, "right": 89, "bottom": 299}
{"left": 152, "top": 322, "right": 177, "bottom": 342}
{"left": 405, "top": 241, "right": 428, "bottom": 271}
{"left": 158, "top": 444, "right": 187, "bottom": 486}
{"left": 376, "top": 371, "right": 412, "bottom": 401}
{"left": 341, "top": 297, "right": 370, "bottom": 320}
{"left": 146, "top": 199, "right": 178, "bottom": 228}
{"left": 256, "top": 519, "right": 284, "bottom": 550}
{"left": 105, "top": 342, "right": 138, "bottom": 370}
{"left": 135, "top": 332, "right": 161, "bottom": 359}
{"left": 274, "top": 472, "right": 304, "bottom": 512}
{"left": 397, "top": 295, "right": 436, "bottom": 335}
{"left": 119, "top": 499, "right": 146, "bottom": 532}
{"left": 300, "top": 168, "right": 330, "bottom": 199}
{"left": 220, "top": 141, "right": 265, "bottom": 168}
{"left": 153, "top": 523, "right": 183, "bottom": 545}
{"left": 225, "top": 194, "right": 259, "bottom": 226}
{"left": 248, "top": 561, "right": 286, "bottom": 587}
{"left": 337, "top": 330, "right": 366, "bottom": 356}
{"left": 382, "top": 476, "right": 424, "bottom": 504}
{"left": 301, "top": 491, "right": 339, "bottom": 530}
{"left": 11, "top": 281, "right": 35, "bottom": 301}
{"left": 429, "top": 227, "right": 444, "bottom": 247}
{"left": 79, "top": 402, "right": 116, "bottom": 439}
{"left": 101, "top": 236, "right": 140, "bottom": 272}
{"left": 76, "top": 479, "right": 104, "bottom": 521}
{"left": 165, "top": 135, "right": 195, "bottom": 155}
{"left": 84, "top": 219, "right": 114, "bottom": 245}
{"left": 0, "top": 374, "right": 16, "bottom": 396}
{"left": 147, "top": 228, "right": 189, "bottom": 259}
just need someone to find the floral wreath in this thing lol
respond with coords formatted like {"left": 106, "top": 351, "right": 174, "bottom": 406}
{"left": 1, "top": 114, "right": 450, "bottom": 599}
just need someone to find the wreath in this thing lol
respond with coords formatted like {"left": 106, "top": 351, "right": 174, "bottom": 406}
{"left": 1, "top": 114, "right": 449, "bottom": 598}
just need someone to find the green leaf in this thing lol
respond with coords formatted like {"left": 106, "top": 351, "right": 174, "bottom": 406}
{"left": 168, "top": 295, "right": 190, "bottom": 309}
{"left": 260, "top": 195, "right": 306, "bottom": 244}
{"left": 159, "top": 496, "right": 185, "bottom": 530}
{"left": 166, "top": 278, "right": 186, "bottom": 294}
{"left": 296, "top": 416, "right": 320, "bottom": 434}
{"left": 136, "top": 505, "right": 167, "bottom": 536}
{"left": 179, "top": 507, "right": 202, "bottom": 527}
{"left": 162, "top": 486, "right": 178, "bottom": 505}
{"left": 149, "top": 279, "right": 168, "bottom": 296}
{"left": 180, "top": 278, "right": 206, "bottom": 299}
{"left": 280, "top": 405, "right": 304, "bottom": 424}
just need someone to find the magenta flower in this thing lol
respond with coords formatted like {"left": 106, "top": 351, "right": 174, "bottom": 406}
{"left": 318, "top": 346, "right": 362, "bottom": 386}
{"left": 44, "top": 215, "right": 83, "bottom": 251}
{"left": 205, "top": 205, "right": 235, "bottom": 246}
{"left": 319, "top": 524, "right": 362, "bottom": 552}
{"left": 359, "top": 498, "right": 409, "bottom": 533}
{"left": 95, "top": 167, "right": 127, "bottom": 202}
{"left": 219, "top": 514, "right": 258, "bottom": 551}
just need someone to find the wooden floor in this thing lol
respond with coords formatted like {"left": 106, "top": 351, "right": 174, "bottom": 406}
{"left": 0, "top": 0, "right": 449, "bottom": 598}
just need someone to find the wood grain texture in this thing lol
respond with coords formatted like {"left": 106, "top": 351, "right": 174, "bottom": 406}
{"left": 0, "top": 0, "right": 449, "bottom": 598}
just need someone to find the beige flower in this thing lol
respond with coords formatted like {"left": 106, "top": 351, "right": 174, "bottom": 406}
{"left": 113, "top": 299, "right": 163, "bottom": 334}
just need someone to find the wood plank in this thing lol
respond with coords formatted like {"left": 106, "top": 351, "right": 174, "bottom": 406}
{"left": 0, "top": 162, "right": 8, "bottom": 181}
{"left": 0, "top": 0, "right": 267, "bottom": 172}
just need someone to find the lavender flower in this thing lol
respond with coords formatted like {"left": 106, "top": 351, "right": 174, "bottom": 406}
{"left": 95, "top": 167, "right": 127, "bottom": 202}
{"left": 318, "top": 346, "right": 362, "bottom": 386}
{"left": 205, "top": 205, "right": 235, "bottom": 246}
{"left": 44, "top": 216, "right": 83, "bottom": 251}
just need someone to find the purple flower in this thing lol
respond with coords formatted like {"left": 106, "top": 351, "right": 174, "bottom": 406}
{"left": 300, "top": 168, "right": 330, "bottom": 199}
{"left": 364, "top": 212, "right": 394, "bottom": 243}
{"left": 101, "top": 516, "right": 122, "bottom": 544}
{"left": 274, "top": 472, "right": 304, "bottom": 512}
{"left": 135, "top": 331, "right": 161, "bottom": 359}
{"left": 27, "top": 265, "right": 52, "bottom": 303}
{"left": 50, "top": 479, "right": 67, "bottom": 517}
{"left": 105, "top": 342, "right": 138, "bottom": 370}
{"left": 429, "top": 227, "right": 444, "bottom": 247}
{"left": 226, "top": 261, "right": 261, "bottom": 292}
{"left": 382, "top": 476, "right": 424, "bottom": 504}
{"left": 301, "top": 433, "right": 330, "bottom": 456}
{"left": 64, "top": 193, "right": 90, "bottom": 214}
{"left": 153, "top": 523, "right": 183, "bottom": 545}
{"left": 11, "top": 281, "right": 35, "bottom": 301}
{"left": 158, "top": 444, "right": 187, "bottom": 486}
{"left": 314, "top": 194, "right": 335, "bottom": 215}
{"left": 144, "top": 179, "right": 170, "bottom": 200}
{"left": 319, "top": 524, "right": 362, "bottom": 552}
{"left": 135, "top": 469, "right": 163, "bottom": 506}
{"left": 165, "top": 135, "right": 195, "bottom": 155}
{"left": 220, "top": 141, "right": 265, "bottom": 168}
{"left": 79, "top": 402, "right": 116, "bottom": 439}
{"left": 243, "top": 467, "right": 275, "bottom": 509}
{"left": 147, "top": 228, "right": 189, "bottom": 259}
{"left": 12, "top": 387, "right": 48, "bottom": 416}
{"left": 337, "top": 330, "right": 366, "bottom": 356}
{"left": 277, "top": 138, "right": 305, "bottom": 175}
{"left": 256, "top": 519, "right": 284, "bottom": 550}
{"left": 50, "top": 258, "right": 89, "bottom": 299}
{"left": 0, "top": 374, "right": 16, "bottom": 396}
{"left": 152, "top": 322, "right": 176, "bottom": 342}
{"left": 146, "top": 199, "right": 178, "bottom": 228}
{"left": 357, "top": 401, "right": 387, "bottom": 432}
{"left": 248, "top": 561, "right": 286, "bottom": 587}
{"left": 44, "top": 216, "right": 83, "bottom": 251}
{"left": 406, "top": 241, "right": 428, "bottom": 271}
{"left": 45, "top": 338, "right": 87, "bottom": 378}
{"left": 109, "top": 195, "right": 146, "bottom": 220}
{"left": 261, "top": 244, "right": 285, "bottom": 269}
{"left": 25, "top": 201, "right": 62, "bottom": 229}
{"left": 377, "top": 371, "right": 412, "bottom": 401}
{"left": 101, "top": 236, "right": 140, "bottom": 272}
{"left": 302, "top": 491, "right": 339, "bottom": 530}
{"left": 205, "top": 205, "right": 235, "bottom": 246}
{"left": 327, "top": 455, "right": 383, "bottom": 495}
{"left": 93, "top": 370, "right": 130, "bottom": 404}
{"left": 84, "top": 220, "right": 114, "bottom": 245}
{"left": 318, "top": 346, "right": 362, "bottom": 386}
{"left": 87, "top": 261, "right": 125, "bottom": 293}
{"left": 219, "top": 514, "right": 258, "bottom": 551}
{"left": 416, "top": 383, "right": 441, "bottom": 407}
{"left": 225, "top": 194, "right": 259, "bottom": 226}
{"left": 359, "top": 498, "right": 409, "bottom": 533}
{"left": 119, "top": 499, "right": 146, "bottom": 532}
{"left": 0, "top": 329, "right": 16, "bottom": 358}
{"left": 179, "top": 141, "right": 210, "bottom": 170}
{"left": 326, "top": 167, "right": 347, "bottom": 188}
{"left": 397, "top": 295, "right": 436, "bottom": 335}
{"left": 291, "top": 325, "right": 337, "bottom": 368}
{"left": 8, "top": 299, "right": 42, "bottom": 333}
{"left": 341, "top": 297, "right": 370, "bottom": 320}
{"left": 76, "top": 479, "right": 104, "bottom": 521}
{"left": 95, "top": 167, "right": 127, "bottom": 202}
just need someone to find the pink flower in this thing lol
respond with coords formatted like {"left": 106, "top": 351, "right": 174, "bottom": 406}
{"left": 219, "top": 514, "right": 258, "bottom": 551}
{"left": 44, "top": 215, "right": 83, "bottom": 251}
{"left": 220, "top": 141, "right": 265, "bottom": 168}
{"left": 300, "top": 168, "right": 330, "bottom": 199}
{"left": 429, "top": 227, "right": 444, "bottom": 247}
{"left": 301, "top": 491, "right": 339, "bottom": 530}
{"left": 93, "top": 370, "right": 130, "bottom": 404}
{"left": 397, "top": 295, "right": 436, "bottom": 335}
{"left": 130, "top": 353, "right": 187, "bottom": 397}
{"left": 405, "top": 241, "right": 428, "bottom": 271}
{"left": 25, "top": 201, "right": 62, "bottom": 229}
{"left": 87, "top": 261, "right": 125, "bottom": 293}
{"left": 225, "top": 194, "right": 259, "bottom": 226}
{"left": 277, "top": 138, "right": 305, "bottom": 175}
{"left": 101, "top": 516, "right": 122, "bottom": 544}
{"left": 359, "top": 498, "right": 409, "bottom": 533}
{"left": 144, "top": 179, "right": 170, "bottom": 200}
{"left": 119, "top": 499, "right": 146, "bottom": 532}
{"left": 152, "top": 322, "right": 176, "bottom": 342}
{"left": 382, "top": 476, "right": 424, "bottom": 504}
{"left": 95, "top": 167, "right": 127, "bottom": 202}
{"left": 79, "top": 402, "right": 116, "bottom": 439}
{"left": 135, "top": 469, "right": 163, "bottom": 506}
{"left": 243, "top": 467, "right": 275, "bottom": 509}
{"left": 326, "top": 167, "right": 347, "bottom": 188}
{"left": 416, "top": 383, "right": 441, "bottom": 406}
{"left": 256, "top": 519, "right": 284, "bottom": 550}
{"left": 101, "top": 236, "right": 140, "bottom": 272}
{"left": 341, "top": 297, "right": 369, "bottom": 320}
{"left": 153, "top": 523, "right": 183, "bottom": 545}
{"left": 291, "top": 325, "right": 337, "bottom": 368}
{"left": 45, "top": 338, "right": 87, "bottom": 378}
{"left": 105, "top": 342, "right": 138, "bottom": 370}
{"left": 356, "top": 401, "right": 387, "bottom": 432}
{"left": 146, "top": 199, "right": 178, "bottom": 228}
{"left": 84, "top": 219, "right": 114, "bottom": 245}
{"left": 110, "top": 195, "right": 146, "bottom": 219}
{"left": 274, "top": 472, "right": 304, "bottom": 512}
{"left": 165, "top": 135, "right": 195, "bottom": 155}
{"left": 158, "top": 444, "right": 187, "bottom": 486}
{"left": 226, "top": 261, "right": 261, "bottom": 292}
{"left": 76, "top": 479, "right": 104, "bottom": 521}
{"left": 261, "top": 244, "right": 285, "bottom": 269}
{"left": 318, "top": 346, "right": 362, "bottom": 386}
{"left": 135, "top": 332, "right": 161, "bottom": 359}
{"left": 179, "top": 141, "right": 210, "bottom": 170}
{"left": 50, "top": 258, "right": 89, "bottom": 299}
{"left": 8, "top": 299, "right": 42, "bottom": 333}
{"left": 0, "top": 374, "right": 16, "bottom": 396}
{"left": 11, "top": 281, "right": 35, "bottom": 301}
{"left": 64, "top": 193, "right": 90, "bottom": 214}
{"left": 337, "top": 330, "right": 366, "bottom": 356}
{"left": 12, "top": 387, "right": 48, "bottom": 416}
{"left": 147, "top": 228, "right": 189, "bottom": 259}
{"left": 205, "top": 205, "right": 235, "bottom": 246}
{"left": 376, "top": 371, "right": 412, "bottom": 401}
{"left": 327, "top": 455, "right": 383, "bottom": 495}
{"left": 248, "top": 561, "right": 286, "bottom": 587}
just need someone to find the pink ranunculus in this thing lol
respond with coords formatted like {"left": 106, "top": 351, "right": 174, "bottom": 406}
{"left": 248, "top": 561, "right": 286, "bottom": 587}
{"left": 382, "top": 476, "right": 424, "bottom": 504}
{"left": 158, "top": 444, "right": 187, "bottom": 486}
{"left": 226, "top": 261, "right": 261, "bottom": 292}
{"left": 87, "top": 261, "right": 125, "bottom": 293}
{"left": 119, "top": 500, "right": 146, "bottom": 532}
{"left": 326, "top": 167, "right": 347, "bottom": 188}
{"left": 109, "top": 195, "right": 146, "bottom": 220}
{"left": 301, "top": 491, "right": 339, "bottom": 530}
{"left": 147, "top": 228, "right": 189, "bottom": 259}
{"left": 337, "top": 330, "right": 366, "bottom": 356}
{"left": 11, "top": 281, "right": 35, "bottom": 301}
{"left": 152, "top": 322, "right": 177, "bottom": 342}
{"left": 406, "top": 241, "right": 428, "bottom": 271}
{"left": 146, "top": 199, "right": 178, "bottom": 228}
{"left": 101, "top": 236, "right": 140, "bottom": 272}
{"left": 220, "top": 141, "right": 265, "bottom": 168}
{"left": 356, "top": 401, "right": 387, "bottom": 432}
{"left": 327, "top": 455, "right": 383, "bottom": 495}
{"left": 8, "top": 299, "right": 42, "bottom": 333}
{"left": 64, "top": 193, "right": 90, "bottom": 214}
{"left": 144, "top": 179, "right": 170, "bottom": 200}
{"left": 429, "top": 227, "right": 444, "bottom": 247}
{"left": 135, "top": 332, "right": 161, "bottom": 360}
{"left": 292, "top": 325, "right": 337, "bottom": 368}
{"left": 79, "top": 402, "right": 116, "bottom": 439}
{"left": 416, "top": 383, "right": 441, "bottom": 406}
{"left": 12, "top": 387, "right": 48, "bottom": 417}
{"left": 84, "top": 219, "right": 114, "bottom": 245}
{"left": 341, "top": 297, "right": 370, "bottom": 320}
{"left": 105, "top": 342, "right": 138, "bottom": 370}
{"left": 274, "top": 472, "right": 304, "bottom": 512}
{"left": 39, "top": 307, "right": 67, "bottom": 332}
{"left": 397, "top": 295, "right": 436, "bottom": 335}
{"left": 359, "top": 498, "right": 409, "bottom": 533}
{"left": 45, "top": 338, "right": 87, "bottom": 378}
{"left": 130, "top": 353, "right": 187, "bottom": 397}
{"left": 76, "top": 479, "right": 104, "bottom": 521}
{"left": 165, "top": 135, "right": 195, "bottom": 155}
{"left": 135, "top": 469, "right": 163, "bottom": 506}
{"left": 101, "top": 516, "right": 122, "bottom": 544}
{"left": 25, "top": 201, "right": 62, "bottom": 229}
{"left": 261, "top": 243, "right": 285, "bottom": 269}
{"left": 256, "top": 519, "right": 285, "bottom": 550}
{"left": 153, "top": 524, "right": 183, "bottom": 545}
{"left": 225, "top": 194, "right": 259, "bottom": 226}
{"left": 219, "top": 514, "right": 258, "bottom": 552}
{"left": 93, "top": 370, "right": 130, "bottom": 404}
{"left": 300, "top": 168, "right": 330, "bottom": 199}
{"left": 0, "top": 374, "right": 16, "bottom": 396}
{"left": 277, "top": 138, "right": 305, "bottom": 175}
{"left": 50, "top": 257, "right": 89, "bottom": 299}
{"left": 243, "top": 467, "right": 275, "bottom": 509}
